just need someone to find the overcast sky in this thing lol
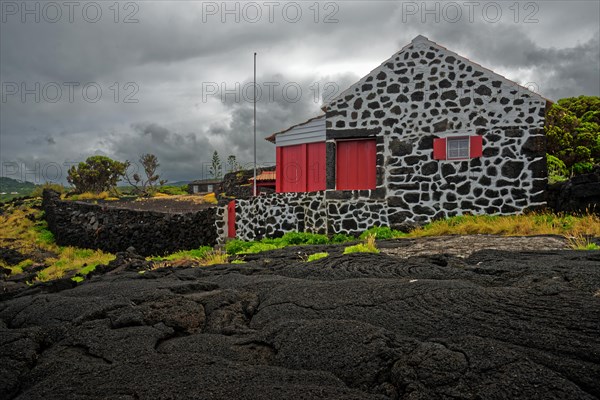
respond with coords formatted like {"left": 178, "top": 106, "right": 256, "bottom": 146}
{"left": 1, "top": 0, "right": 599, "bottom": 184}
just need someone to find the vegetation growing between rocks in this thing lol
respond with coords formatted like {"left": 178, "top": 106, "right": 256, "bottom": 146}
{"left": 306, "top": 252, "right": 329, "bottom": 262}
{"left": 411, "top": 212, "right": 600, "bottom": 237}
{"left": 343, "top": 234, "right": 379, "bottom": 254}
{"left": 225, "top": 232, "right": 343, "bottom": 255}
{"left": 0, "top": 199, "right": 115, "bottom": 282}
{"left": 149, "top": 246, "right": 229, "bottom": 267}
{"left": 223, "top": 213, "right": 600, "bottom": 256}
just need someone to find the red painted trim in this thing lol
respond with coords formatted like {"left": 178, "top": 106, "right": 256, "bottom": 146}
{"left": 433, "top": 138, "right": 447, "bottom": 160}
{"left": 470, "top": 135, "right": 483, "bottom": 158}
{"left": 276, "top": 147, "right": 282, "bottom": 193}
{"left": 227, "top": 200, "right": 236, "bottom": 238}
{"left": 307, "top": 142, "right": 326, "bottom": 191}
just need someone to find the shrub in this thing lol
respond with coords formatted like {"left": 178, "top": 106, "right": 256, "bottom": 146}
{"left": 280, "top": 231, "right": 329, "bottom": 245}
{"left": 547, "top": 155, "right": 568, "bottom": 184}
{"left": 330, "top": 233, "right": 355, "bottom": 243}
{"left": 545, "top": 96, "right": 600, "bottom": 174}
{"left": 225, "top": 239, "right": 255, "bottom": 255}
{"left": 241, "top": 242, "right": 282, "bottom": 254}
{"left": 67, "top": 155, "right": 126, "bottom": 194}
{"left": 306, "top": 252, "right": 329, "bottom": 262}
{"left": 359, "top": 226, "right": 405, "bottom": 240}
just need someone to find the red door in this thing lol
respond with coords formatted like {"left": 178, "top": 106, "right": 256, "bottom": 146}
{"left": 336, "top": 139, "right": 376, "bottom": 190}
{"left": 227, "top": 200, "right": 236, "bottom": 238}
{"left": 277, "top": 142, "right": 326, "bottom": 193}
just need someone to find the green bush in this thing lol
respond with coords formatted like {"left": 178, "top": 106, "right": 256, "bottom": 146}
{"left": 280, "top": 231, "right": 329, "bottom": 245}
{"left": 547, "top": 155, "right": 568, "bottom": 183}
{"left": 330, "top": 233, "right": 355, "bottom": 243}
{"left": 545, "top": 96, "right": 600, "bottom": 175}
{"left": 306, "top": 252, "right": 329, "bottom": 262}
{"left": 241, "top": 242, "right": 281, "bottom": 254}
{"left": 225, "top": 239, "right": 255, "bottom": 255}
{"left": 359, "top": 226, "right": 404, "bottom": 240}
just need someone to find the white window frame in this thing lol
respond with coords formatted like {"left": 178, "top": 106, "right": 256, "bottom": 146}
{"left": 446, "top": 137, "right": 470, "bottom": 160}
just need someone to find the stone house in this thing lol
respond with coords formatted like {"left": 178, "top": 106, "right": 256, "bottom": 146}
{"left": 222, "top": 35, "right": 550, "bottom": 240}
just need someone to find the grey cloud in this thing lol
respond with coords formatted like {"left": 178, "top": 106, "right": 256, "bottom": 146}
{"left": 1, "top": 1, "right": 598, "bottom": 182}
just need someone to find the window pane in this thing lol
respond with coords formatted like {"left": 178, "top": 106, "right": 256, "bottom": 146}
{"left": 447, "top": 138, "right": 469, "bottom": 159}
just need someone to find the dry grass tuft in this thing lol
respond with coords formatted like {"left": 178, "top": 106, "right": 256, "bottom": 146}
{"left": 410, "top": 212, "right": 600, "bottom": 238}
{"left": 566, "top": 234, "right": 600, "bottom": 250}
{"left": 69, "top": 191, "right": 110, "bottom": 201}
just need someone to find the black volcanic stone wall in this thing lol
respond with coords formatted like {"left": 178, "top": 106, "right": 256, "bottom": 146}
{"left": 42, "top": 190, "right": 217, "bottom": 256}
{"left": 546, "top": 170, "right": 600, "bottom": 213}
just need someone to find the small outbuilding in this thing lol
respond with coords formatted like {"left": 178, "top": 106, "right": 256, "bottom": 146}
{"left": 249, "top": 170, "right": 276, "bottom": 193}
{"left": 188, "top": 179, "right": 221, "bottom": 194}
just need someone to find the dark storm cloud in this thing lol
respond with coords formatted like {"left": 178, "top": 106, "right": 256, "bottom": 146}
{"left": 1, "top": 1, "right": 599, "bottom": 182}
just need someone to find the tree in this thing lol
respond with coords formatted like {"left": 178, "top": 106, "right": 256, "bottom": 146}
{"left": 123, "top": 153, "right": 167, "bottom": 196}
{"left": 227, "top": 155, "right": 241, "bottom": 173}
{"left": 210, "top": 151, "right": 222, "bottom": 179}
{"left": 545, "top": 96, "right": 600, "bottom": 176}
{"left": 67, "top": 155, "right": 127, "bottom": 194}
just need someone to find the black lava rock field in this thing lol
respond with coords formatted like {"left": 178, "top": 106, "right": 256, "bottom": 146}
{"left": 1, "top": 245, "right": 600, "bottom": 399}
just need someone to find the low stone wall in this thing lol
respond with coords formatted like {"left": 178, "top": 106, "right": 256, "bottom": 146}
{"left": 42, "top": 190, "right": 217, "bottom": 256}
{"left": 231, "top": 191, "right": 390, "bottom": 241}
{"left": 546, "top": 171, "right": 600, "bottom": 213}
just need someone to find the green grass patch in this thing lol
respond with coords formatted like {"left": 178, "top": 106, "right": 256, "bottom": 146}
{"left": 150, "top": 246, "right": 213, "bottom": 262}
{"left": 306, "top": 252, "right": 329, "bottom": 262}
{"left": 411, "top": 212, "right": 600, "bottom": 237}
{"left": 359, "top": 226, "right": 406, "bottom": 240}
{"left": 226, "top": 232, "right": 332, "bottom": 255}
{"left": 344, "top": 234, "right": 379, "bottom": 254}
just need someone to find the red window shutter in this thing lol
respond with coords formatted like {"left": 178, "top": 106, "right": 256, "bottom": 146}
{"left": 336, "top": 139, "right": 376, "bottom": 190}
{"left": 307, "top": 142, "right": 326, "bottom": 191}
{"left": 433, "top": 138, "right": 447, "bottom": 160}
{"left": 470, "top": 135, "right": 483, "bottom": 158}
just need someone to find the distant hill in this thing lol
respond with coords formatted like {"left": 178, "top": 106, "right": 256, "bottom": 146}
{"left": 0, "top": 177, "right": 38, "bottom": 202}
{"left": 167, "top": 181, "right": 190, "bottom": 186}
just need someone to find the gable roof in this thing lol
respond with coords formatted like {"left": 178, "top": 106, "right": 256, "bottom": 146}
{"left": 322, "top": 35, "right": 550, "bottom": 110}
{"left": 265, "top": 114, "right": 325, "bottom": 143}
{"left": 249, "top": 170, "right": 276, "bottom": 181}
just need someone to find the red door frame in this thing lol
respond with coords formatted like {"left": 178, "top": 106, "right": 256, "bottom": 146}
{"left": 227, "top": 200, "right": 236, "bottom": 238}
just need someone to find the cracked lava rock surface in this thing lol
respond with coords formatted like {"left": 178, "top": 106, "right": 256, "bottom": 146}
{"left": 1, "top": 240, "right": 600, "bottom": 399}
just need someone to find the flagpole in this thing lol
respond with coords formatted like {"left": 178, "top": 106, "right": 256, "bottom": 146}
{"left": 253, "top": 52, "right": 257, "bottom": 197}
